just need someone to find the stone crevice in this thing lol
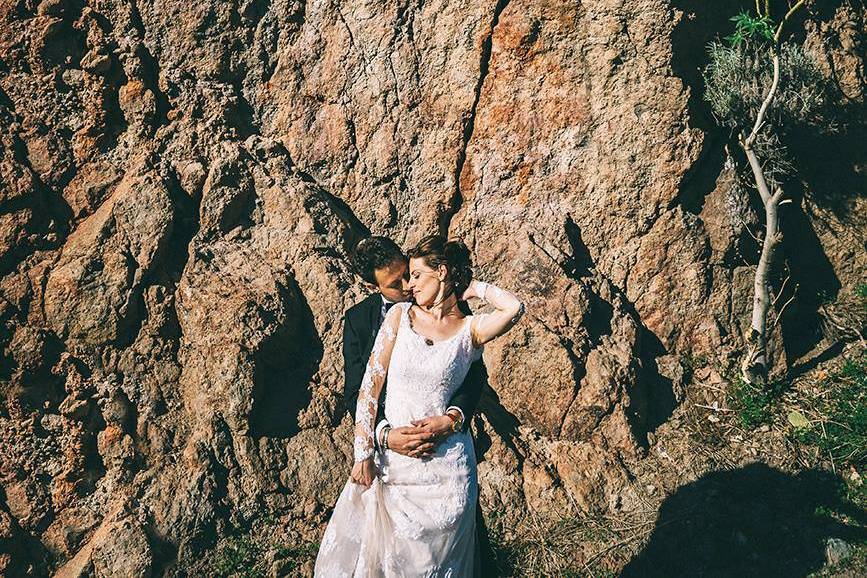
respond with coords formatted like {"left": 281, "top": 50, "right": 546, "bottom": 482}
{"left": 439, "top": 0, "right": 511, "bottom": 237}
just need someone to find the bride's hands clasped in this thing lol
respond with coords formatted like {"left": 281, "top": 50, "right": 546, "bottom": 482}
{"left": 350, "top": 457, "right": 377, "bottom": 487}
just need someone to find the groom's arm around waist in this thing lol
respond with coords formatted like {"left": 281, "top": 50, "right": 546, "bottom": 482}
{"left": 448, "top": 358, "right": 486, "bottom": 432}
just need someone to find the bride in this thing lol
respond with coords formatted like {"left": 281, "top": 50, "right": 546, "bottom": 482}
{"left": 315, "top": 234, "right": 525, "bottom": 577}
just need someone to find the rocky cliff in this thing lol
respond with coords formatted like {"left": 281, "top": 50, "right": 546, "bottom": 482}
{"left": 0, "top": 0, "right": 864, "bottom": 575}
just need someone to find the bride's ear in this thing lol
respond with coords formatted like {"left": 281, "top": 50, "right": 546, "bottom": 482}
{"left": 437, "top": 264, "right": 448, "bottom": 281}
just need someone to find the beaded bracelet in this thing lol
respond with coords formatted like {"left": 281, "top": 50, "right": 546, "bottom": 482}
{"left": 382, "top": 426, "right": 391, "bottom": 450}
{"left": 446, "top": 411, "right": 463, "bottom": 432}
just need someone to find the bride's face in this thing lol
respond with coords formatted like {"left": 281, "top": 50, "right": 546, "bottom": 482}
{"left": 408, "top": 257, "right": 447, "bottom": 306}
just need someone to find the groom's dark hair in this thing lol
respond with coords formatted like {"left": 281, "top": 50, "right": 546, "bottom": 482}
{"left": 352, "top": 236, "right": 406, "bottom": 284}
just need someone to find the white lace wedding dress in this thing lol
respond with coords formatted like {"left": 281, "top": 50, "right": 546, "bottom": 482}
{"left": 315, "top": 301, "right": 484, "bottom": 577}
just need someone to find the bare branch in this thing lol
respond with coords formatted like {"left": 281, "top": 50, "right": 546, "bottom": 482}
{"left": 769, "top": 290, "right": 797, "bottom": 330}
{"left": 775, "top": 0, "right": 807, "bottom": 44}
{"left": 736, "top": 213, "right": 762, "bottom": 244}
{"left": 746, "top": 52, "right": 781, "bottom": 147}
{"left": 694, "top": 403, "right": 735, "bottom": 412}
{"left": 745, "top": 147, "right": 773, "bottom": 204}
{"left": 771, "top": 274, "right": 791, "bottom": 308}
{"left": 734, "top": 243, "right": 759, "bottom": 270}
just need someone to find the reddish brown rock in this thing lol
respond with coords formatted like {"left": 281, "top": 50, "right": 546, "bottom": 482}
{"left": 44, "top": 156, "right": 175, "bottom": 346}
{"left": 0, "top": 0, "right": 862, "bottom": 574}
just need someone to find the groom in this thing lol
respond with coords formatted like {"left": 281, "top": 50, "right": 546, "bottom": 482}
{"left": 342, "top": 235, "right": 493, "bottom": 574}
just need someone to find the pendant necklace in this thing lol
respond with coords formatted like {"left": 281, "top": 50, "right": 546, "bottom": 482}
{"left": 421, "top": 286, "right": 455, "bottom": 346}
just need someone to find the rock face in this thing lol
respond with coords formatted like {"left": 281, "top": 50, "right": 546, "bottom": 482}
{"left": 0, "top": 0, "right": 864, "bottom": 575}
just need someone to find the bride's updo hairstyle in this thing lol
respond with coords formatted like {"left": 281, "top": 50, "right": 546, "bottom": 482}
{"left": 408, "top": 235, "right": 473, "bottom": 297}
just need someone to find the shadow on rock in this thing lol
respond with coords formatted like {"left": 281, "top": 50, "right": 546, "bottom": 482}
{"left": 475, "top": 380, "right": 524, "bottom": 466}
{"left": 621, "top": 463, "right": 866, "bottom": 578}
{"left": 670, "top": 0, "right": 745, "bottom": 132}
{"left": 249, "top": 276, "right": 322, "bottom": 438}
{"left": 630, "top": 324, "right": 677, "bottom": 445}
{"left": 776, "top": 193, "right": 842, "bottom": 364}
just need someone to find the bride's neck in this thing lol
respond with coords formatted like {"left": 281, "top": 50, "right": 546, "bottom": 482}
{"left": 419, "top": 289, "right": 458, "bottom": 320}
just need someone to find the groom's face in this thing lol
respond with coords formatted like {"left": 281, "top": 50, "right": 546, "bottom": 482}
{"left": 372, "top": 258, "right": 411, "bottom": 303}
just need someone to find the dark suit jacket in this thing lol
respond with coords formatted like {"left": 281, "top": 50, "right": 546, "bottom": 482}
{"left": 342, "top": 293, "right": 485, "bottom": 434}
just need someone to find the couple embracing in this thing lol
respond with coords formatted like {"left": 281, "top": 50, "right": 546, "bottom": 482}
{"left": 315, "top": 234, "right": 525, "bottom": 576}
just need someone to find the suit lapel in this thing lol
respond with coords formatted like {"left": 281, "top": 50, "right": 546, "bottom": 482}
{"left": 365, "top": 293, "right": 383, "bottom": 351}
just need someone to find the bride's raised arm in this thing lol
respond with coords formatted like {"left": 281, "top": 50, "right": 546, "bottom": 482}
{"left": 351, "top": 304, "right": 402, "bottom": 484}
{"left": 464, "top": 279, "right": 525, "bottom": 347}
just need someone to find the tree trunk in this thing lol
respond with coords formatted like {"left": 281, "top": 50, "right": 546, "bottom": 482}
{"left": 740, "top": 50, "right": 783, "bottom": 385}
{"left": 742, "top": 185, "right": 784, "bottom": 385}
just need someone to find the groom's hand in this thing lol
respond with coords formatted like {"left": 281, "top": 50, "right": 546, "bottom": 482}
{"left": 411, "top": 415, "right": 454, "bottom": 438}
{"left": 387, "top": 426, "right": 437, "bottom": 459}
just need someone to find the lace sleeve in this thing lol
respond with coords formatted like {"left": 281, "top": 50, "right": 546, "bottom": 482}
{"left": 353, "top": 304, "right": 401, "bottom": 462}
{"left": 470, "top": 281, "right": 525, "bottom": 347}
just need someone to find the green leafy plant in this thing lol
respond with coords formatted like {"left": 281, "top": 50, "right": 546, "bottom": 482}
{"left": 274, "top": 541, "right": 320, "bottom": 574}
{"left": 725, "top": 11, "right": 775, "bottom": 46}
{"left": 188, "top": 526, "right": 318, "bottom": 578}
{"left": 211, "top": 533, "right": 266, "bottom": 578}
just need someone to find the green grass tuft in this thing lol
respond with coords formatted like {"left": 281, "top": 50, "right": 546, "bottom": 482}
{"left": 729, "top": 375, "right": 787, "bottom": 430}
{"left": 792, "top": 354, "right": 867, "bottom": 468}
{"left": 274, "top": 542, "right": 320, "bottom": 574}
{"left": 211, "top": 533, "right": 266, "bottom": 578}
{"left": 192, "top": 527, "right": 318, "bottom": 578}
